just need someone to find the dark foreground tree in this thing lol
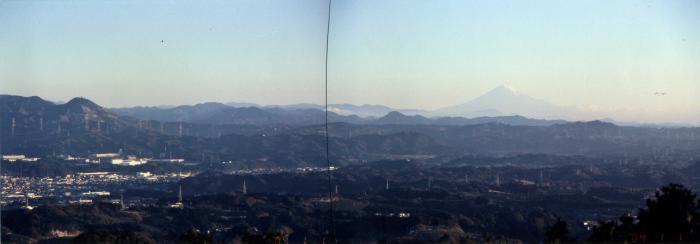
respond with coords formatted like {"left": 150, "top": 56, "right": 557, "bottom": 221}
{"left": 588, "top": 183, "right": 700, "bottom": 243}
{"left": 588, "top": 213, "right": 636, "bottom": 242}
{"left": 637, "top": 183, "right": 698, "bottom": 242}
{"left": 543, "top": 220, "right": 572, "bottom": 243}
{"left": 72, "top": 229, "right": 155, "bottom": 244}
{"left": 242, "top": 231, "right": 287, "bottom": 244}
{"left": 176, "top": 228, "right": 214, "bottom": 244}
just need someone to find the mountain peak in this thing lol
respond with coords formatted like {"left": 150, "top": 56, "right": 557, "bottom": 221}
{"left": 65, "top": 97, "right": 100, "bottom": 107}
{"left": 486, "top": 84, "right": 521, "bottom": 97}
{"left": 374, "top": 111, "right": 431, "bottom": 124}
{"left": 435, "top": 84, "right": 566, "bottom": 119}
{"left": 61, "top": 97, "right": 113, "bottom": 117}
{"left": 384, "top": 111, "right": 405, "bottom": 118}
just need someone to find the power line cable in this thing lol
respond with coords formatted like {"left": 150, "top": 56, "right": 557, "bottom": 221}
{"left": 324, "top": 0, "right": 336, "bottom": 241}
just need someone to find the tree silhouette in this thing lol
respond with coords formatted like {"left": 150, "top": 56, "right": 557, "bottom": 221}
{"left": 176, "top": 228, "right": 214, "bottom": 244}
{"left": 588, "top": 220, "right": 618, "bottom": 242}
{"left": 544, "top": 220, "right": 571, "bottom": 243}
{"left": 588, "top": 183, "right": 700, "bottom": 243}
{"left": 242, "top": 231, "right": 287, "bottom": 244}
{"left": 637, "top": 183, "right": 697, "bottom": 242}
{"left": 588, "top": 213, "right": 637, "bottom": 242}
{"left": 73, "top": 229, "right": 155, "bottom": 244}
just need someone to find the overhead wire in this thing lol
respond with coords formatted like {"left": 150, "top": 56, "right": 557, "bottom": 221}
{"left": 324, "top": 0, "right": 336, "bottom": 241}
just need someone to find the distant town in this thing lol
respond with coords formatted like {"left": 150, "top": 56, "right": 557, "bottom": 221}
{"left": 1, "top": 152, "right": 338, "bottom": 211}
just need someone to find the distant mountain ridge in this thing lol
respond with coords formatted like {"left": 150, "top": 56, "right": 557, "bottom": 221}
{"left": 106, "top": 85, "right": 575, "bottom": 126}
{"left": 372, "top": 111, "right": 566, "bottom": 126}
{"left": 3, "top": 94, "right": 692, "bottom": 129}
{"left": 111, "top": 102, "right": 365, "bottom": 125}
{"left": 111, "top": 102, "right": 234, "bottom": 122}
{"left": 3, "top": 95, "right": 699, "bottom": 169}
{"left": 373, "top": 111, "right": 432, "bottom": 125}
{"left": 110, "top": 101, "right": 567, "bottom": 126}
{"left": 326, "top": 104, "right": 425, "bottom": 117}
{"left": 0, "top": 95, "right": 128, "bottom": 136}
{"left": 10, "top": 83, "right": 696, "bottom": 128}
{"left": 108, "top": 85, "right": 573, "bottom": 123}
{"left": 435, "top": 85, "right": 568, "bottom": 119}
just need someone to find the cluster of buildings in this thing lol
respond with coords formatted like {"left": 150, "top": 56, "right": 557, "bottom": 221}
{"left": 0, "top": 171, "right": 192, "bottom": 208}
{"left": 1, "top": 154, "right": 40, "bottom": 162}
{"left": 374, "top": 212, "right": 412, "bottom": 218}
{"left": 88, "top": 152, "right": 185, "bottom": 166}
{"left": 1, "top": 151, "right": 186, "bottom": 167}
{"left": 2, "top": 152, "right": 185, "bottom": 166}
{"left": 55, "top": 152, "right": 185, "bottom": 166}
{"left": 296, "top": 166, "right": 338, "bottom": 172}
{"left": 218, "top": 166, "right": 339, "bottom": 176}
{"left": 110, "top": 156, "right": 149, "bottom": 166}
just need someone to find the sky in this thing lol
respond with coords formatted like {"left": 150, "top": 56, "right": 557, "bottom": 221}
{"left": 1, "top": 0, "right": 699, "bottom": 123}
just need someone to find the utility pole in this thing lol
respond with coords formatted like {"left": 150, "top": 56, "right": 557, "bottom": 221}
{"left": 178, "top": 185, "right": 183, "bottom": 205}
{"left": 11, "top": 117, "right": 16, "bottom": 136}
{"left": 120, "top": 194, "right": 126, "bottom": 210}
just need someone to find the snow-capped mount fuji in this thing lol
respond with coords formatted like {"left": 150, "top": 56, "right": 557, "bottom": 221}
{"left": 434, "top": 85, "right": 568, "bottom": 119}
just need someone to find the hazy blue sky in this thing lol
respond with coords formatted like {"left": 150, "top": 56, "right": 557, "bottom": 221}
{"left": 1, "top": 0, "right": 699, "bottom": 123}
{"left": 0, "top": 0, "right": 329, "bottom": 106}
